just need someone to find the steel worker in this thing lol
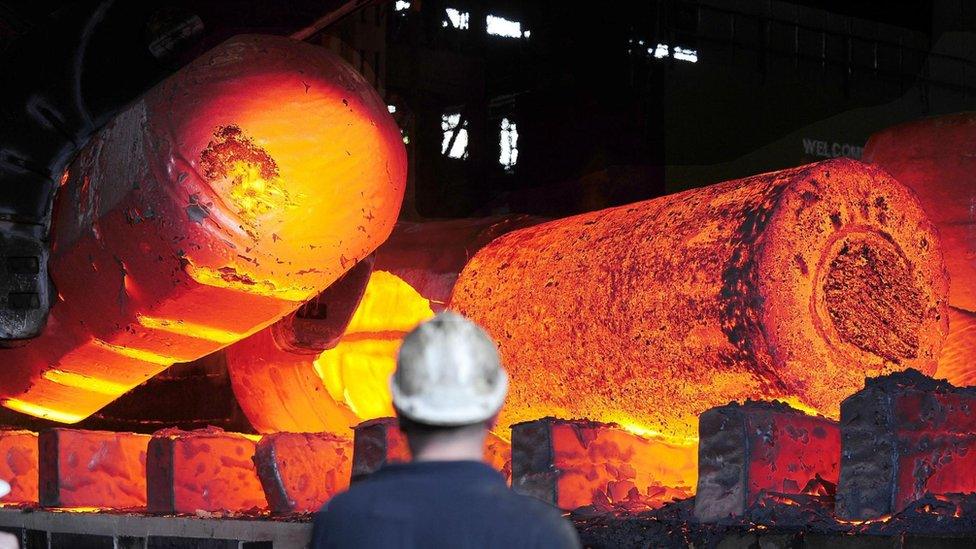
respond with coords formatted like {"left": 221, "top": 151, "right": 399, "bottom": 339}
{"left": 312, "top": 311, "right": 580, "bottom": 548}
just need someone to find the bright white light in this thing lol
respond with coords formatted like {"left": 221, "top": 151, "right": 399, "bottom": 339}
{"left": 673, "top": 46, "right": 698, "bottom": 63}
{"left": 394, "top": 0, "right": 410, "bottom": 12}
{"left": 649, "top": 43, "right": 697, "bottom": 63}
{"left": 387, "top": 105, "right": 397, "bottom": 114}
{"left": 499, "top": 117, "right": 519, "bottom": 170}
{"left": 441, "top": 113, "right": 469, "bottom": 159}
{"left": 523, "top": 30, "right": 531, "bottom": 39}
{"left": 486, "top": 14, "right": 523, "bottom": 38}
{"left": 445, "top": 8, "right": 470, "bottom": 30}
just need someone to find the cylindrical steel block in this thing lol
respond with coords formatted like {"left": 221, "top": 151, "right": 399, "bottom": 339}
{"left": 0, "top": 35, "right": 405, "bottom": 423}
{"left": 452, "top": 158, "right": 948, "bottom": 440}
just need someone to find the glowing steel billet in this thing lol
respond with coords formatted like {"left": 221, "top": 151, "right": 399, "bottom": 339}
{"left": 512, "top": 418, "right": 696, "bottom": 511}
{"left": 0, "top": 34, "right": 405, "bottom": 423}
{"left": 837, "top": 370, "right": 976, "bottom": 519}
{"left": 255, "top": 432, "right": 352, "bottom": 514}
{"left": 694, "top": 401, "right": 840, "bottom": 522}
{"left": 147, "top": 428, "right": 267, "bottom": 514}
{"left": 453, "top": 158, "right": 948, "bottom": 441}
{"left": 39, "top": 429, "right": 149, "bottom": 509}
{"left": 864, "top": 113, "right": 976, "bottom": 312}
{"left": 0, "top": 431, "right": 38, "bottom": 505}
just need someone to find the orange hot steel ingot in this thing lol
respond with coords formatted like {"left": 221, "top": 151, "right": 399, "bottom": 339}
{"left": 0, "top": 431, "right": 38, "bottom": 505}
{"left": 254, "top": 432, "right": 353, "bottom": 514}
{"left": 863, "top": 113, "right": 976, "bottom": 312}
{"left": 513, "top": 418, "right": 696, "bottom": 511}
{"left": 452, "top": 158, "right": 948, "bottom": 442}
{"left": 0, "top": 34, "right": 405, "bottom": 424}
{"left": 148, "top": 428, "right": 267, "bottom": 514}
{"left": 227, "top": 217, "right": 538, "bottom": 434}
{"left": 39, "top": 429, "right": 149, "bottom": 509}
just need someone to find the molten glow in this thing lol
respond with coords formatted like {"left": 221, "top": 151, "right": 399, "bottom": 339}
{"left": 183, "top": 265, "right": 312, "bottom": 302}
{"left": 136, "top": 316, "right": 246, "bottom": 345}
{"left": 606, "top": 413, "right": 700, "bottom": 447}
{"left": 42, "top": 370, "right": 132, "bottom": 396}
{"left": 314, "top": 270, "right": 435, "bottom": 422}
{"left": 229, "top": 162, "right": 285, "bottom": 217}
{"left": 0, "top": 35, "right": 406, "bottom": 424}
{"left": 515, "top": 419, "right": 696, "bottom": 511}
{"left": 317, "top": 339, "right": 400, "bottom": 419}
{"left": 90, "top": 338, "right": 176, "bottom": 366}
{"left": 551, "top": 423, "right": 695, "bottom": 510}
{"left": 452, "top": 159, "right": 948, "bottom": 443}
{"left": 199, "top": 125, "right": 293, "bottom": 226}
{"left": 769, "top": 396, "right": 825, "bottom": 419}
{"left": 3, "top": 401, "right": 85, "bottom": 424}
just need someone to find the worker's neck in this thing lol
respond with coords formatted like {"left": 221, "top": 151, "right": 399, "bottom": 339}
{"left": 409, "top": 433, "right": 487, "bottom": 463}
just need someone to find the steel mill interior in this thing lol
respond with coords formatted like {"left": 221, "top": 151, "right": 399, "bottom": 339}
{"left": 0, "top": 1, "right": 974, "bottom": 548}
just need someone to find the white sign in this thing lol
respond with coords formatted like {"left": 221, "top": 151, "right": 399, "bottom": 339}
{"left": 802, "top": 138, "right": 863, "bottom": 159}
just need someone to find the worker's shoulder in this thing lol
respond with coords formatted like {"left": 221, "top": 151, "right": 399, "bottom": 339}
{"left": 494, "top": 491, "right": 580, "bottom": 542}
{"left": 506, "top": 495, "right": 572, "bottom": 526}
{"left": 317, "top": 480, "right": 382, "bottom": 513}
{"left": 499, "top": 489, "right": 564, "bottom": 519}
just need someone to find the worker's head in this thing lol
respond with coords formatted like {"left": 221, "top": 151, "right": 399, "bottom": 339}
{"left": 390, "top": 311, "right": 508, "bottom": 460}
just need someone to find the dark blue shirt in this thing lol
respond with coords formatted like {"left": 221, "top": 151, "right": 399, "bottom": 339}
{"left": 311, "top": 460, "right": 581, "bottom": 549}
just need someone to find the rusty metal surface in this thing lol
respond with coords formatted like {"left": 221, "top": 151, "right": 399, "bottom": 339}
{"left": 453, "top": 158, "right": 949, "bottom": 441}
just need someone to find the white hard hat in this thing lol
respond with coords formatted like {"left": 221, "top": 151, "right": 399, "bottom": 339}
{"left": 391, "top": 311, "right": 508, "bottom": 426}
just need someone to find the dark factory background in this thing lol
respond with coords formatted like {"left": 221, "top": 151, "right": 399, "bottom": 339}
{"left": 288, "top": 0, "right": 976, "bottom": 218}
{"left": 0, "top": 0, "right": 973, "bottom": 432}
{"left": 1, "top": 1, "right": 974, "bottom": 220}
